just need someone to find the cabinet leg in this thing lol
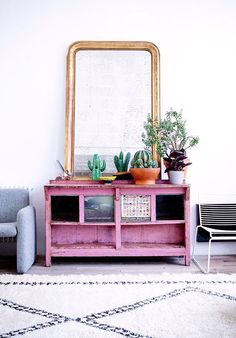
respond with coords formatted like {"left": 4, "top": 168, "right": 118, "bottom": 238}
{"left": 45, "top": 254, "right": 51, "bottom": 267}
{"left": 185, "top": 255, "right": 190, "bottom": 266}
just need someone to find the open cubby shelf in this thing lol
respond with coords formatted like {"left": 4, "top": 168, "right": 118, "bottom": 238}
{"left": 45, "top": 180, "right": 190, "bottom": 266}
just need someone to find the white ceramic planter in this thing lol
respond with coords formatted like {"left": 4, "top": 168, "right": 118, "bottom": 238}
{"left": 169, "top": 170, "right": 184, "bottom": 184}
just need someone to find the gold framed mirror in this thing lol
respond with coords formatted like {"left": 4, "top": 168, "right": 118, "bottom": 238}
{"left": 64, "top": 41, "right": 160, "bottom": 178}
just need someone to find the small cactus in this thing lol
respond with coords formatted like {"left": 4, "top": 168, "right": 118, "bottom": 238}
{"left": 88, "top": 154, "right": 106, "bottom": 180}
{"left": 114, "top": 151, "right": 131, "bottom": 172}
{"left": 131, "top": 150, "right": 158, "bottom": 168}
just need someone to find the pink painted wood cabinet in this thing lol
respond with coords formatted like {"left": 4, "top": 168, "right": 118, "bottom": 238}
{"left": 44, "top": 181, "right": 190, "bottom": 267}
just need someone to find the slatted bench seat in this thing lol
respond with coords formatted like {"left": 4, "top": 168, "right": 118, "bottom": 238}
{"left": 192, "top": 203, "right": 236, "bottom": 273}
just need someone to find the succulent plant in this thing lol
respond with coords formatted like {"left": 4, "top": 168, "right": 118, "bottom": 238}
{"left": 130, "top": 150, "right": 158, "bottom": 168}
{"left": 133, "top": 150, "right": 151, "bottom": 163}
{"left": 142, "top": 108, "right": 199, "bottom": 158}
{"left": 114, "top": 151, "right": 131, "bottom": 172}
{"left": 88, "top": 154, "right": 106, "bottom": 180}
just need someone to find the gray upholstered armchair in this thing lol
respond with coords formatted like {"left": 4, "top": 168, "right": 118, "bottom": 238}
{"left": 0, "top": 188, "right": 36, "bottom": 273}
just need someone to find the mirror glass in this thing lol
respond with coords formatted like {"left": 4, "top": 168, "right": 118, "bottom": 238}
{"left": 75, "top": 50, "right": 151, "bottom": 175}
{"left": 64, "top": 42, "right": 160, "bottom": 178}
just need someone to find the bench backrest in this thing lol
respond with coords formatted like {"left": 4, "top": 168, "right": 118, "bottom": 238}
{"left": 199, "top": 203, "right": 236, "bottom": 230}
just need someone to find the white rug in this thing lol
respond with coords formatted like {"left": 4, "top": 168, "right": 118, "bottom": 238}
{"left": 0, "top": 273, "right": 236, "bottom": 338}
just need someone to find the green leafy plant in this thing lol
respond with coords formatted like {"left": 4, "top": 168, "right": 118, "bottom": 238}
{"left": 142, "top": 108, "right": 199, "bottom": 158}
{"left": 114, "top": 151, "right": 131, "bottom": 172}
{"left": 130, "top": 150, "right": 158, "bottom": 168}
{"left": 88, "top": 154, "right": 106, "bottom": 180}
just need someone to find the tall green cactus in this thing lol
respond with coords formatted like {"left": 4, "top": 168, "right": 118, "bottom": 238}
{"left": 114, "top": 151, "right": 131, "bottom": 172}
{"left": 88, "top": 154, "right": 106, "bottom": 180}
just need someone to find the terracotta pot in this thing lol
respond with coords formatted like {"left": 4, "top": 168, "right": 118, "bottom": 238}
{"left": 130, "top": 168, "right": 160, "bottom": 185}
{"left": 115, "top": 171, "right": 129, "bottom": 176}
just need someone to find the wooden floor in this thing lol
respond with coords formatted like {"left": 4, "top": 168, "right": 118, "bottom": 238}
{"left": 0, "top": 255, "right": 236, "bottom": 275}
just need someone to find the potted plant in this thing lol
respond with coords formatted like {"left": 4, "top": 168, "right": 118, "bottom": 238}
{"left": 163, "top": 149, "right": 192, "bottom": 184}
{"left": 114, "top": 151, "right": 131, "bottom": 174}
{"left": 142, "top": 108, "right": 199, "bottom": 183}
{"left": 130, "top": 150, "right": 160, "bottom": 184}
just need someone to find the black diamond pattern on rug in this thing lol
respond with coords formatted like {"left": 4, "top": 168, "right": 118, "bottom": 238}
{"left": 1, "top": 280, "right": 236, "bottom": 338}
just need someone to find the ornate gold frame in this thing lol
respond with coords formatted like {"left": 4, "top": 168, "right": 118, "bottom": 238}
{"left": 64, "top": 41, "right": 160, "bottom": 178}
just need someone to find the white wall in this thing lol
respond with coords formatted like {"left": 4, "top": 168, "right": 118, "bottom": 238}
{"left": 1, "top": 0, "right": 236, "bottom": 255}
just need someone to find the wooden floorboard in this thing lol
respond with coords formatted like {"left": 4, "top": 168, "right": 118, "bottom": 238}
{"left": 0, "top": 255, "right": 236, "bottom": 275}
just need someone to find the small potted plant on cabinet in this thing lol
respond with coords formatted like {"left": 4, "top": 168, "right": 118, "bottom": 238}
{"left": 114, "top": 151, "right": 131, "bottom": 174}
{"left": 142, "top": 108, "right": 199, "bottom": 184}
{"left": 130, "top": 150, "right": 160, "bottom": 184}
{"left": 163, "top": 149, "right": 192, "bottom": 184}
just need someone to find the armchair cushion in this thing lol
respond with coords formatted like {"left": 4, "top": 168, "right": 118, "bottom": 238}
{"left": 0, "top": 189, "right": 29, "bottom": 222}
{"left": 0, "top": 222, "right": 17, "bottom": 237}
{"left": 0, "top": 188, "right": 36, "bottom": 273}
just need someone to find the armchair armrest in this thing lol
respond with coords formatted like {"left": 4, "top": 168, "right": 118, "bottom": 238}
{"left": 16, "top": 205, "right": 36, "bottom": 273}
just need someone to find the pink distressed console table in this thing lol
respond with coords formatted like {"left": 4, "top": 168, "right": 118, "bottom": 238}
{"left": 44, "top": 180, "right": 190, "bottom": 267}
